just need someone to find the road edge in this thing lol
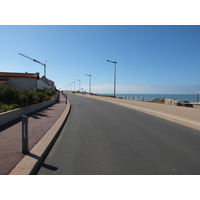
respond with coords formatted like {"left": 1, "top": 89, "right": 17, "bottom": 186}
{"left": 9, "top": 98, "right": 71, "bottom": 175}
{"left": 81, "top": 94, "right": 200, "bottom": 131}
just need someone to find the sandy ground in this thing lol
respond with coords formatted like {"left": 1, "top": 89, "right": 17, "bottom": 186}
{"left": 77, "top": 93, "right": 200, "bottom": 131}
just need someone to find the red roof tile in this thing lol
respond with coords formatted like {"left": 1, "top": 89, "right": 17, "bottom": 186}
{"left": 0, "top": 72, "right": 39, "bottom": 79}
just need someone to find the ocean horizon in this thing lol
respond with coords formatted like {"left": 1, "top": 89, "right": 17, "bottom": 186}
{"left": 98, "top": 93, "right": 199, "bottom": 103}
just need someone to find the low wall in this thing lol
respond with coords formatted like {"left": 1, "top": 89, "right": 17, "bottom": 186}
{"left": 165, "top": 99, "right": 179, "bottom": 106}
{"left": 165, "top": 98, "right": 193, "bottom": 107}
{"left": 0, "top": 94, "right": 59, "bottom": 127}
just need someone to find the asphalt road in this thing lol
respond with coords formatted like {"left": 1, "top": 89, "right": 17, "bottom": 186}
{"left": 37, "top": 93, "right": 200, "bottom": 175}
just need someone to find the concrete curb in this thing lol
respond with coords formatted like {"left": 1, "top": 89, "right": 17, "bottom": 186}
{"left": 9, "top": 98, "right": 71, "bottom": 175}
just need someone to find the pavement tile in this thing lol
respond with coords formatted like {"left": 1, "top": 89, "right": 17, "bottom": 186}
{"left": 0, "top": 94, "right": 67, "bottom": 175}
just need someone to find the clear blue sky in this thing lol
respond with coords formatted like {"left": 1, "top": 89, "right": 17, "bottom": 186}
{"left": 1, "top": 1, "right": 200, "bottom": 196}
{"left": 1, "top": 25, "right": 200, "bottom": 94}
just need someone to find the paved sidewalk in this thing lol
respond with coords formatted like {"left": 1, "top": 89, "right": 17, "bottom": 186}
{"left": 80, "top": 94, "right": 200, "bottom": 131}
{"left": 0, "top": 94, "right": 67, "bottom": 175}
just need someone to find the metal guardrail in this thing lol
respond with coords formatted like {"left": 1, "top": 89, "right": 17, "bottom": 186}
{"left": 119, "top": 96, "right": 152, "bottom": 102}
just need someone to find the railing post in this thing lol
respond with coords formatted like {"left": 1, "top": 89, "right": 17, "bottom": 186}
{"left": 22, "top": 115, "right": 29, "bottom": 154}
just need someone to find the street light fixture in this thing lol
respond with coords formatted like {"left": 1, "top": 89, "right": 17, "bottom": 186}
{"left": 85, "top": 74, "right": 91, "bottom": 94}
{"left": 107, "top": 59, "right": 117, "bottom": 97}
{"left": 77, "top": 79, "right": 81, "bottom": 91}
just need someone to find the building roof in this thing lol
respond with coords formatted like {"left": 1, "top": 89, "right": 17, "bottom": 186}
{"left": 0, "top": 72, "right": 39, "bottom": 79}
{"left": 41, "top": 76, "right": 55, "bottom": 87}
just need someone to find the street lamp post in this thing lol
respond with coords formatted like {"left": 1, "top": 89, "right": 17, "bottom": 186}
{"left": 77, "top": 79, "right": 81, "bottom": 92}
{"left": 107, "top": 59, "right": 117, "bottom": 97}
{"left": 85, "top": 74, "right": 91, "bottom": 94}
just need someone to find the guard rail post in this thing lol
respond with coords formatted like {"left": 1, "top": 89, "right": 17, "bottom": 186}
{"left": 65, "top": 95, "right": 68, "bottom": 104}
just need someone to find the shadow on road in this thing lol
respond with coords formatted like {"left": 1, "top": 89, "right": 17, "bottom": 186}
{"left": 41, "top": 163, "right": 58, "bottom": 171}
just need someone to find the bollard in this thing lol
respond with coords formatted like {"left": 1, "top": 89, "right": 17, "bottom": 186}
{"left": 65, "top": 95, "right": 68, "bottom": 104}
{"left": 22, "top": 115, "right": 29, "bottom": 154}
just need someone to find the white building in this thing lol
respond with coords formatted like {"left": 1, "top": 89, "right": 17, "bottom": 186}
{"left": 37, "top": 78, "right": 51, "bottom": 90}
{"left": 39, "top": 76, "right": 56, "bottom": 91}
{"left": 0, "top": 72, "right": 39, "bottom": 91}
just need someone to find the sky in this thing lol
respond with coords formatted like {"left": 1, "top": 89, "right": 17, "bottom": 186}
{"left": 1, "top": 25, "right": 200, "bottom": 94}
{"left": 1, "top": 1, "right": 200, "bottom": 197}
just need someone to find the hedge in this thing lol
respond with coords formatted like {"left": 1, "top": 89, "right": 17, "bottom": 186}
{"left": 0, "top": 85, "right": 56, "bottom": 113}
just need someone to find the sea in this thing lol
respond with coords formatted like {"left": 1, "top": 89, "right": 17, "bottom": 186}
{"left": 98, "top": 93, "right": 200, "bottom": 103}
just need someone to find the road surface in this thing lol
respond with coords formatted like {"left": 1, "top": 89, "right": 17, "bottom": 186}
{"left": 37, "top": 93, "right": 200, "bottom": 175}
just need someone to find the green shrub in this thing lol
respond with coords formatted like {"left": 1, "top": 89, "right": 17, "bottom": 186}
{"left": 10, "top": 104, "right": 20, "bottom": 110}
{"left": 0, "top": 104, "right": 10, "bottom": 112}
{"left": 0, "top": 85, "right": 56, "bottom": 113}
{"left": 0, "top": 104, "right": 20, "bottom": 113}
{"left": 37, "top": 90, "right": 48, "bottom": 102}
{"left": 19, "top": 93, "right": 29, "bottom": 107}
{"left": 0, "top": 85, "right": 20, "bottom": 104}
